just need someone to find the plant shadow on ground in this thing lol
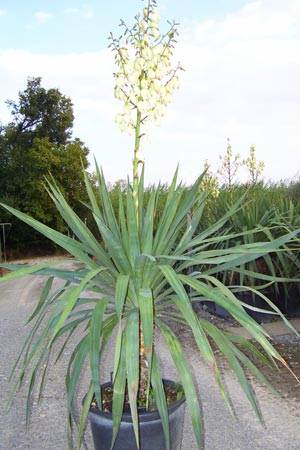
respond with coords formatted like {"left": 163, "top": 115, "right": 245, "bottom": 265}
{"left": 172, "top": 310, "right": 300, "bottom": 407}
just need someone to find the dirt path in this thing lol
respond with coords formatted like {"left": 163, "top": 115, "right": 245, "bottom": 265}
{"left": 1, "top": 263, "right": 300, "bottom": 449}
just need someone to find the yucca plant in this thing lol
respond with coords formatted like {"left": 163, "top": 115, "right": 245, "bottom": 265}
{"left": 270, "top": 196, "right": 300, "bottom": 311}
{"left": 2, "top": 164, "right": 300, "bottom": 450}
{"left": 203, "top": 184, "right": 300, "bottom": 297}
{"left": 1, "top": 1, "right": 300, "bottom": 450}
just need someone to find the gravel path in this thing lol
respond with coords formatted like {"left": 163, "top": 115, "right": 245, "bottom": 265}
{"left": 1, "top": 260, "right": 300, "bottom": 449}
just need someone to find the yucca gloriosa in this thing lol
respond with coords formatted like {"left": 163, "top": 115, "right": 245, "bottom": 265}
{"left": 2, "top": 163, "right": 299, "bottom": 449}
{"left": 1, "top": 1, "right": 300, "bottom": 450}
{"left": 203, "top": 184, "right": 300, "bottom": 301}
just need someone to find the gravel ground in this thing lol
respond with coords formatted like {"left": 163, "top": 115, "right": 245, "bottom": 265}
{"left": 1, "top": 257, "right": 300, "bottom": 449}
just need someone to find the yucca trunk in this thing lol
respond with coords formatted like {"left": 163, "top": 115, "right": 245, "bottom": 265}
{"left": 138, "top": 330, "right": 149, "bottom": 401}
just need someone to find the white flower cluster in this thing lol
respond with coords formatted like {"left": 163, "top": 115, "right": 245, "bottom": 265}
{"left": 110, "top": 2, "right": 182, "bottom": 136}
{"left": 217, "top": 139, "right": 242, "bottom": 189}
{"left": 200, "top": 161, "right": 220, "bottom": 199}
{"left": 243, "top": 145, "right": 265, "bottom": 183}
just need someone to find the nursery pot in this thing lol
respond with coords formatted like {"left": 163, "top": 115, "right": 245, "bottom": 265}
{"left": 215, "top": 289, "right": 277, "bottom": 323}
{"left": 88, "top": 379, "right": 186, "bottom": 450}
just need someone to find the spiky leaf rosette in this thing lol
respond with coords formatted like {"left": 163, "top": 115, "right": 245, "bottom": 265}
{"left": 1, "top": 166, "right": 299, "bottom": 450}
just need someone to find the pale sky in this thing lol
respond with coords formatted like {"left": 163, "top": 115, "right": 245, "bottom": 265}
{"left": 0, "top": 0, "right": 299, "bottom": 185}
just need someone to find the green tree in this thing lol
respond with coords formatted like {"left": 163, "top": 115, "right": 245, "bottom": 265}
{"left": 0, "top": 78, "right": 91, "bottom": 255}
{"left": 5, "top": 76, "right": 74, "bottom": 145}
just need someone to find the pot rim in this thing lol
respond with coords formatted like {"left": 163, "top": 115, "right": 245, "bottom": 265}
{"left": 88, "top": 378, "right": 186, "bottom": 422}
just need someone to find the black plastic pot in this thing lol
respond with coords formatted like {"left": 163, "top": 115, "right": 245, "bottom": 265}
{"left": 214, "top": 289, "right": 277, "bottom": 323}
{"left": 88, "top": 380, "right": 186, "bottom": 450}
{"left": 278, "top": 284, "right": 300, "bottom": 315}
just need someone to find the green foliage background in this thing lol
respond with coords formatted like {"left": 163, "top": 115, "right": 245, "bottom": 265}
{"left": 0, "top": 77, "right": 93, "bottom": 256}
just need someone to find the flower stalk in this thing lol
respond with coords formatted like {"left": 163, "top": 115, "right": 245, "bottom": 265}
{"left": 110, "top": 0, "right": 183, "bottom": 220}
{"left": 133, "top": 109, "right": 142, "bottom": 221}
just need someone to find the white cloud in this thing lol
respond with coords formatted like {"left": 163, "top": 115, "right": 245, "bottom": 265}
{"left": 0, "top": 49, "right": 114, "bottom": 113}
{"left": 64, "top": 4, "right": 94, "bottom": 19}
{"left": 82, "top": 4, "right": 94, "bottom": 19}
{"left": 34, "top": 12, "right": 53, "bottom": 25}
{"left": 167, "top": 0, "right": 300, "bottom": 183}
{"left": 0, "top": 9, "right": 7, "bottom": 17}
{"left": 194, "top": 1, "right": 299, "bottom": 43}
{"left": 64, "top": 8, "right": 80, "bottom": 15}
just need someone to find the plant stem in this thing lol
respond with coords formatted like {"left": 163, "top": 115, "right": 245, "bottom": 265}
{"left": 133, "top": 109, "right": 142, "bottom": 224}
{"left": 132, "top": 107, "right": 149, "bottom": 402}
